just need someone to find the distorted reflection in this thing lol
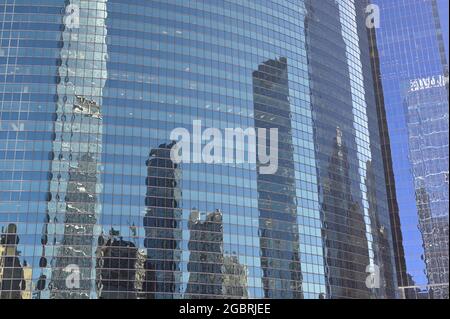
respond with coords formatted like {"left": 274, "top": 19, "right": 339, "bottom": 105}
{"left": 253, "top": 57, "right": 304, "bottom": 298}
{"left": 0, "top": 224, "right": 29, "bottom": 299}
{"left": 186, "top": 209, "right": 248, "bottom": 299}
{"left": 144, "top": 142, "right": 182, "bottom": 299}
{"left": 96, "top": 228, "right": 144, "bottom": 299}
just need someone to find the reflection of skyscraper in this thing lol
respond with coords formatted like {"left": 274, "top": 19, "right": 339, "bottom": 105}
{"left": 403, "top": 87, "right": 449, "bottom": 299}
{"left": 96, "top": 230, "right": 139, "bottom": 299}
{"left": 415, "top": 188, "right": 449, "bottom": 299}
{"left": 321, "top": 128, "right": 370, "bottom": 298}
{"left": 0, "top": 224, "right": 25, "bottom": 299}
{"left": 222, "top": 255, "right": 248, "bottom": 299}
{"left": 304, "top": 0, "right": 398, "bottom": 298}
{"left": 185, "top": 209, "right": 224, "bottom": 298}
{"left": 371, "top": 0, "right": 449, "bottom": 298}
{"left": 253, "top": 57, "right": 303, "bottom": 299}
{"left": 46, "top": 97, "right": 103, "bottom": 299}
{"left": 0, "top": 0, "right": 402, "bottom": 299}
{"left": 40, "top": 0, "right": 108, "bottom": 299}
{"left": 144, "top": 142, "right": 182, "bottom": 299}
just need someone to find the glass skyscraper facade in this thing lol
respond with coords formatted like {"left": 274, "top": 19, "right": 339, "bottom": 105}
{"left": 371, "top": 0, "right": 449, "bottom": 299}
{"left": 0, "top": 0, "right": 398, "bottom": 299}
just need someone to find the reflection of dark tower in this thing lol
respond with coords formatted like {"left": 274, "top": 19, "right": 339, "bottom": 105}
{"left": 185, "top": 209, "right": 224, "bottom": 298}
{"left": 321, "top": 128, "right": 370, "bottom": 298}
{"left": 96, "top": 231, "right": 138, "bottom": 299}
{"left": 143, "top": 142, "right": 181, "bottom": 299}
{"left": 0, "top": 224, "right": 25, "bottom": 299}
{"left": 252, "top": 57, "right": 303, "bottom": 298}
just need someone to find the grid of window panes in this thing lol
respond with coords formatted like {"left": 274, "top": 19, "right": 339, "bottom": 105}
{"left": 372, "top": 0, "right": 449, "bottom": 299}
{"left": 0, "top": 0, "right": 396, "bottom": 299}
{"left": 304, "top": 0, "right": 397, "bottom": 298}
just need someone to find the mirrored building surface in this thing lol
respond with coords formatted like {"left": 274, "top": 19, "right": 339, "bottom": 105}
{"left": 0, "top": 0, "right": 398, "bottom": 299}
{"left": 371, "top": 0, "right": 449, "bottom": 299}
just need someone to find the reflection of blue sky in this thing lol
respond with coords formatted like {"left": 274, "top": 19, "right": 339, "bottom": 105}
{"left": 374, "top": 0, "right": 449, "bottom": 288}
{"left": 383, "top": 74, "right": 428, "bottom": 287}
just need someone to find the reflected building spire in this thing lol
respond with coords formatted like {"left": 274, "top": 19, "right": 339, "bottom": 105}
{"left": 304, "top": 0, "right": 398, "bottom": 298}
{"left": 321, "top": 127, "right": 370, "bottom": 298}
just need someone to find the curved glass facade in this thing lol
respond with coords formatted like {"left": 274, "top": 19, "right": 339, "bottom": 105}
{"left": 0, "top": 0, "right": 397, "bottom": 299}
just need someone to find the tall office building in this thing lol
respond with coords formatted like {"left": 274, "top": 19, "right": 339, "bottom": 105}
{"left": 0, "top": 0, "right": 397, "bottom": 298}
{"left": 370, "top": 0, "right": 449, "bottom": 299}
{"left": 304, "top": 0, "right": 397, "bottom": 298}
